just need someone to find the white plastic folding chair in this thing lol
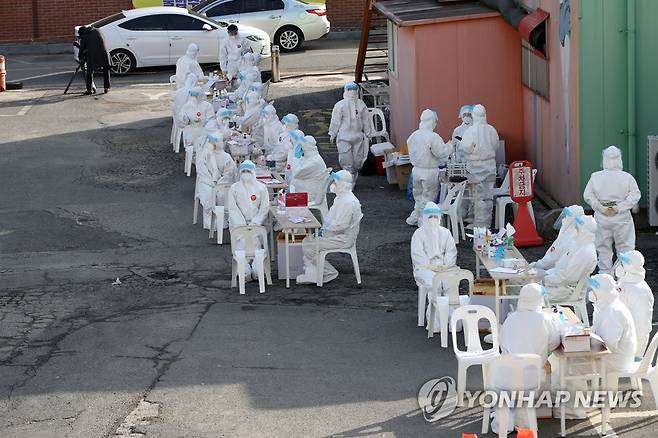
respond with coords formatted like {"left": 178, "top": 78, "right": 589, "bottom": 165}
{"left": 316, "top": 214, "right": 363, "bottom": 287}
{"left": 208, "top": 183, "right": 232, "bottom": 244}
{"left": 482, "top": 354, "right": 542, "bottom": 437}
{"left": 451, "top": 305, "right": 501, "bottom": 406}
{"left": 230, "top": 225, "right": 272, "bottom": 294}
{"left": 495, "top": 169, "right": 537, "bottom": 230}
{"left": 548, "top": 276, "right": 591, "bottom": 327}
{"left": 608, "top": 331, "right": 658, "bottom": 404}
{"left": 366, "top": 107, "right": 395, "bottom": 152}
{"left": 308, "top": 168, "right": 332, "bottom": 222}
{"left": 169, "top": 74, "right": 177, "bottom": 90}
{"left": 439, "top": 180, "right": 467, "bottom": 243}
{"left": 426, "top": 269, "right": 474, "bottom": 348}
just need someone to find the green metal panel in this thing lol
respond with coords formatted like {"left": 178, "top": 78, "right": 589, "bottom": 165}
{"left": 633, "top": 0, "right": 658, "bottom": 204}
{"left": 579, "top": 0, "right": 628, "bottom": 199}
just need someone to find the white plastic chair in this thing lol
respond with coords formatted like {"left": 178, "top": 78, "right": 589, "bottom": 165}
{"left": 230, "top": 225, "right": 272, "bottom": 294}
{"left": 426, "top": 269, "right": 474, "bottom": 348}
{"left": 208, "top": 183, "right": 232, "bottom": 244}
{"left": 608, "top": 331, "right": 658, "bottom": 405}
{"left": 548, "top": 276, "right": 590, "bottom": 327}
{"left": 451, "top": 305, "right": 501, "bottom": 406}
{"left": 316, "top": 215, "right": 363, "bottom": 287}
{"left": 261, "top": 79, "right": 271, "bottom": 100}
{"left": 169, "top": 74, "right": 177, "bottom": 90}
{"left": 366, "top": 107, "right": 395, "bottom": 153}
{"left": 439, "top": 180, "right": 467, "bottom": 243}
{"left": 482, "top": 354, "right": 542, "bottom": 437}
{"left": 184, "top": 145, "right": 194, "bottom": 176}
{"left": 308, "top": 168, "right": 332, "bottom": 222}
{"left": 495, "top": 169, "right": 537, "bottom": 230}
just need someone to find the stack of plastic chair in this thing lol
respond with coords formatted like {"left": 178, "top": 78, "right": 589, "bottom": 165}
{"left": 494, "top": 169, "right": 537, "bottom": 231}
{"left": 230, "top": 226, "right": 272, "bottom": 294}
{"left": 439, "top": 181, "right": 467, "bottom": 243}
{"left": 451, "top": 305, "right": 501, "bottom": 406}
{"left": 481, "top": 354, "right": 542, "bottom": 438}
{"left": 426, "top": 269, "right": 474, "bottom": 348}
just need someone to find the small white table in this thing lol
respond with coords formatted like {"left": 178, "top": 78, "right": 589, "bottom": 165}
{"left": 269, "top": 207, "right": 321, "bottom": 288}
{"left": 474, "top": 246, "right": 537, "bottom": 324}
{"left": 553, "top": 340, "right": 611, "bottom": 437}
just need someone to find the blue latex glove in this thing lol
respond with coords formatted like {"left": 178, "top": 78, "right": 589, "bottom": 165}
{"left": 294, "top": 144, "right": 304, "bottom": 159}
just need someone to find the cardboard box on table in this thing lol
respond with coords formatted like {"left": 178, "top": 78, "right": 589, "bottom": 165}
{"left": 469, "top": 279, "right": 510, "bottom": 329}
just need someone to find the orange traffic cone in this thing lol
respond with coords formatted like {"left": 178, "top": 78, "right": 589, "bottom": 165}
{"left": 516, "top": 429, "right": 537, "bottom": 438}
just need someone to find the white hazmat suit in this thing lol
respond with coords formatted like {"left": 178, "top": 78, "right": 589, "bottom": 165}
{"left": 410, "top": 202, "right": 458, "bottom": 290}
{"left": 459, "top": 104, "right": 499, "bottom": 228}
{"left": 616, "top": 251, "right": 654, "bottom": 360}
{"left": 180, "top": 87, "right": 215, "bottom": 149}
{"left": 175, "top": 43, "right": 205, "bottom": 89}
{"left": 291, "top": 136, "right": 328, "bottom": 207}
{"left": 196, "top": 133, "right": 236, "bottom": 229}
{"left": 583, "top": 146, "right": 641, "bottom": 274}
{"left": 172, "top": 73, "right": 198, "bottom": 146}
{"left": 405, "top": 109, "right": 451, "bottom": 226}
{"left": 450, "top": 105, "right": 474, "bottom": 163}
{"left": 296, "top": 170, "right": 363, "bottom": 284}
{"left": 219, "top": 32, "right": 247, "bottom": 80}
{"left": 590, "top": 273, "right": 637, "bottom": 373}
{"left": 493, "top": 283, "right": 561, "bottom": 434}
{"left": 530, "top": 205, "right": 585, "bottom": 272}
{"left": 542, "top": 215, "right": 598, "bottom": 302}
{"left": 271, "top": 114, "right": 299, "bottom": 170}
{"left": 238, "top": 83, "right": 266, "bottom": 130}
{"left": 329, "top": 82, "right": 372, "bottom": 182}
{"left": 227, "top": 161, "right": 270, "bottom": 281}
{"left": 261, "top": 105, "right": 284, "bottom": 156}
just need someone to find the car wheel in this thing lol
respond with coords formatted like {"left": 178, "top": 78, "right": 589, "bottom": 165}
{"left": 275, "top": 27, "right": 303, "bottom": 52}
{"left": 110, "top": 49, "right": 135, "bottom": 75}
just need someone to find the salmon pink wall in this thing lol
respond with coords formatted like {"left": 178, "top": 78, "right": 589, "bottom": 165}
{"left": 520, "top": 0, "right": 580, "bottom": 205}
{"left": 388, "top": 16, "right": 524, "bottom": 162}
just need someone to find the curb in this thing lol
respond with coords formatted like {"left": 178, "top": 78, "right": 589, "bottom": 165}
{"left": 323, "top": 30, "right": 361, "bottom": 40}
{"left": 0, "top": 42, "right": 72, "bottom": 55}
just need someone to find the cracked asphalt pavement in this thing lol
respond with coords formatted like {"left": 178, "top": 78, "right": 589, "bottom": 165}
{"left": 2, "top": 48, "right": 658, "bottom": 437}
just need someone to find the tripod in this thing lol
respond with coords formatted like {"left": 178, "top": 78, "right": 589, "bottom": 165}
{"left": 63, "top": 61, "right": 87, "bottom": 95}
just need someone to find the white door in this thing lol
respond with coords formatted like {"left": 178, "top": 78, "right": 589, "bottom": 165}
{"left": 166, "top": 14, "right": 220, "bottom": 64}
{"left": 116, "top": 14, "right": 171, "bottom": 66}
{"left": 204, "top": 0, "right": 241, "bottom": 24}
{"left": 240, "top": 0, "right": 285, "bottom": 37}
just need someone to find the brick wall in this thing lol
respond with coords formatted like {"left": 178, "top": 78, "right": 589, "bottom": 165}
{"left": 326, "top": 0, "right": 367, "bottom": 30}
{"left": 0, "top": 0, "right": 133, "bottom": 44}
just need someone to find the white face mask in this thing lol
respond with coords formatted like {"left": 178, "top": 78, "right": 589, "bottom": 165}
{"left": 463, "top": 115, "right": 473, "bottom": 125}
{"left": 427, "top": 217, "right": 441, "bottom": 228}
{"left": 329, "top": 183, "right": 337, "bottom": 194}
{"left": 240, "top": 172, "right": 252, "bottom": 183}
{"left": 346, "top": 90, "right": 358, "bottom": 100}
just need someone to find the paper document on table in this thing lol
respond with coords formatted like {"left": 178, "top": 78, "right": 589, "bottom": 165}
{"left": 287, "top": 215, "right": 311, "bottom": 224}
{"left": 203, "top": 77, "right": 218, "bottom": 93}
{"left": 489, "top": 267, "right": 523, "bottom": 275}
{"left": 258, "top": 178, "right": 279, "bottom": 185}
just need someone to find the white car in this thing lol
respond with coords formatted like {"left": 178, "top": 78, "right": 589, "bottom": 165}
{"left": 74, "top": 7, "right": 271, "bottom": 75}
{"left": 193, "top": 0, "right": 329, "bottom": 52}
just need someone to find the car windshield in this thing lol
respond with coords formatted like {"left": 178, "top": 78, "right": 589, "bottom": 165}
{"left": 90, "top": 12, "right": 125, "bottom": 28}
{"left": 188, "top": 10, "right": 219, "bottom": 28}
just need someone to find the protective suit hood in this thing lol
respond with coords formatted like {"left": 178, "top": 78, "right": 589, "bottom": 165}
{"left": 343, "top": 82, "right": 359, "bottom": 100}
{"left": 561, "top": 204, "right": 585, "bottom": 229}
{"left": 590, "top": 274, "right": 619, "bottom": 308}
{"left": 419, "top": 109, "right": 438, "bottom": 130}
{"left": 301, "top": 135, "right": 318, "bottom": 154}
{"left": 472, "top": 104, "right": 487, "bottom": 125}
{"left": 282, "top": 114, "right": 299, "bottom": 130}
{"left": 617, "top": 250, "right": 646, "bottom": 282}
{"left": 331, "top": 170, "right": 353, "bottom": 194}
{"left": 239, "top": 160, "right": 258, "bottom": 185}
{"left": 574, "top": 215, "right": 597, "bottom": 242}
{"left": 517, "top": 283, "right": 544, "bottom": 312}
{"left": 186, "top": 43, "right": 199, "bottom": 60}
{"left": 459, "top": 104, "right": 474, "bottom": 119}
{"left": 602, "top": 145, "right": 623, "bottom": 171}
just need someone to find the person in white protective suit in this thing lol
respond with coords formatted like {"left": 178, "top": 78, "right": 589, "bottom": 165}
{"left": 175, "top": 43, "right": 205, "bottom": 89}
{"left": 451, "top": 104, "right": 474, "bottom": 162}
{"left": 230, "top": 68, "right": 260, "bottom": 102}
{"left": 616, "top": 251, "right": 654, "bottom": 360}
{"left": 219, "top": 24, "right": 247, "bottom": 81}
{"left": 405, "top": 109, "right": 451, "bottom": 226}
{"left": 529, "top": 205, "right": 585, "bottom": 274}
{"left": 459, "top": 104, "right": 499, "bottom": 228}
{"left": 539, "top": 215, "right": 598, "bottom": 302}
{"left": 196, "top": 133, "right": 236, "bottom": 230}
{"left": 270, "top": 114, "right": 300, "bottom": 172}
{"left": 296, "top": 170, "right": 363, "bottom": 284}
{"left": 590, "top": 273, "right": 637, "bottom": 372}
{"left": 328, "top": 82, "right": 372, "bottom": 183}
{"left": 583, "top": 145, "right": 641, "bottom": 274}
{"left": 492, "top": 283, "right": 561, "bottom": 434}
{"left": 260, "top": 104, "right": 284, "bottom": 156}
{"left": 171, "top": 72, "right": 198, "bottom": 146}
{"left": 180, "top": 86, "right": 215, "bottom": 150}
{"left": 216, "top": 108, "right": 235, "bottom": 139}
{"left": 227, "top": 161, "right": 270, "bottom": 281}
{"left": 238, "top": 52, "right": 260, "bottom": 79}
{"left": 290, "top": 136, "right": 328, "bottom": 207}
{"left": 238, "top": 83, "right": 266, "bottom": 131}
{"left": 410, "top": 202, "right": 457, "bottom": 290}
